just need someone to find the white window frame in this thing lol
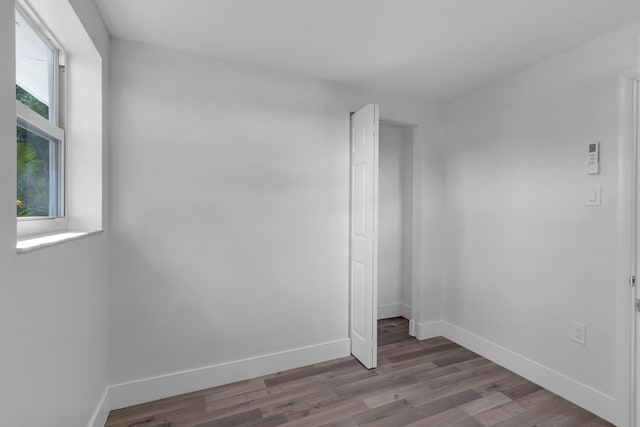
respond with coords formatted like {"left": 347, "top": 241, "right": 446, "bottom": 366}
{"left": 15, "top": 2, "right": 68, "bottom": 237}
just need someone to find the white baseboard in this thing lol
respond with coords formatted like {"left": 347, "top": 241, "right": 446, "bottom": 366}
{"left": 109, "top": 338, "right": 351, "bottom": 410}
{"left": 415, "top": 320, "right": 443, "bottom": 340}
{"left": 87, "top": 387, "right": 110, "bottom": 427}
{"left": 442, "top": 322, "right": 616, "bottom": 424}
{"left": 378, "top": 303, "right": 411, "bottom": 320}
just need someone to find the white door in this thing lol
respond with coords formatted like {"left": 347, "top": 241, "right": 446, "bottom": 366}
{"left": 350, "top": 104, "right": 379, "bottom": 369}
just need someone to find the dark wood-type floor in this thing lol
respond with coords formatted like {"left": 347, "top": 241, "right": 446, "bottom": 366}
{"left": 106, "top": 318, "right": 613, "bottom": 427}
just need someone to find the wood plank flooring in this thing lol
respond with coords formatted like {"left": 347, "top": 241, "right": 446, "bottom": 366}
{"left": 105, "top": 318, "right": 613, "bottom": 427}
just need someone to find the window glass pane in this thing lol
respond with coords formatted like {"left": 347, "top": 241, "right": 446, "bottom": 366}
{"left": 15, "top": 9, "right": 54, "bottom": 121}
{"left": 17, "top": 125, "right": 60, "bottom": 217}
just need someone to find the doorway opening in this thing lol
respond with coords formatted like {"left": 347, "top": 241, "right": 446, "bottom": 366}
{"left": 349, "top": 104, "right": 417, "bottom": 369}
{"left": 378, "top": 120, "right": 413, "bottom": 323}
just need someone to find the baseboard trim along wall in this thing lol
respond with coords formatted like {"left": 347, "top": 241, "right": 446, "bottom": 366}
{"left": 442, "top": 322, "right": 616, "bottom": 424}
{"left": 92, "top": 323, "right": 615, "bottom": 425}
{"left": 88, "top": 387, "right": 110, "bottom": 427}
{"left": 109, "top": 338, "right": 351, "bottom": 410}
{"left": 415, "top": 320, "right": 443, "bottom": 340}
{"left": 377, "top": 303, "right": 411, "bottom": 320}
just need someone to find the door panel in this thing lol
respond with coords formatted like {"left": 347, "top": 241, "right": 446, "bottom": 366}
{"left": 351, "top": 260, "right": 366, "bottom": 339}
{"left": 352, "top": 163, "right": 367, "bottom": 237}
{"left": 349, "top": 104, "right": 379, "bottom": 369}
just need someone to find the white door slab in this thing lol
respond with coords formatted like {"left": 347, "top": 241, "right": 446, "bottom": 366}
{"left": 349, "top": 104, "right": 379, "bottom": 369}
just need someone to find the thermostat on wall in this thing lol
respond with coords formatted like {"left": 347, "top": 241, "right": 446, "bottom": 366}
{"left": 588, "top": 142, "right": 600, "bottom": 175}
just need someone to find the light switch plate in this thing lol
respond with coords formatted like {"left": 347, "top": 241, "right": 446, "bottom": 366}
{"left": 585, "top": 185, "right": 601, "bottom": 207}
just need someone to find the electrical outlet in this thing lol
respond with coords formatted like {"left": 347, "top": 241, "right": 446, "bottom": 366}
{"left": 570, "top": 321, "right": 586, "bottom": 345}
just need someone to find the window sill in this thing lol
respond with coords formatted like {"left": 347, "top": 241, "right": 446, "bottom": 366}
{"left": 16, "top": 230, "right": 103, "bottom": 254}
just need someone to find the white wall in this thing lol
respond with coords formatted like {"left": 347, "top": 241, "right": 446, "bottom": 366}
{"left": 0, "top": 0, "right": 110, "bottom": 426}
{"left": 442, "top": 20, "right": 640, "bottom": 422}
{"left": 378, "top": 123, "right": 412, "bottom": 319}
{"left": 107, "top": 38, "right": 443, "bottom": 406}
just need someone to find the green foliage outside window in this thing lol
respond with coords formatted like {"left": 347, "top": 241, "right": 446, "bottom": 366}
{"left": 16, "top": 85, "right": 50, "bottom": 217}
{"left": 16, "top": 84, "right": 49, "bottom": 118}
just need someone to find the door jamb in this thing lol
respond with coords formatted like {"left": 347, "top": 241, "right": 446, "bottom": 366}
{"left": 616, "top": 72, "right": 639, "bottom": 427}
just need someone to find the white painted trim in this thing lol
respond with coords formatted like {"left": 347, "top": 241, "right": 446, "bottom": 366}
{"left": 415, "top": 320, "right": 443, "bottom": 340}
{"left": 16, "top": 229, "right": 102, "bottom": 253}
{"left": 377, "top": 303, "right": 411, "bottom": 320}
{"left": 616, "top": 72, "right": 638, "bottom": 427}
{"left": 16, "top": 101, "right": 65, "bottom": 141}
{"left": 442, "top": 322, "right": 616, "bottom": 423}
{"left": 109, "top": 338, "right": 351, "bottom": 410}
{"left": 410, "top": 124, "right": 424, "bottom": 340}
{"left": 87, "top": 387, "right": 110, "bottom": 427}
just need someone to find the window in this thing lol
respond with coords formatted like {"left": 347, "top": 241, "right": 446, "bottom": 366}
{"left": 14, "top": 0, "right": 103, "bottom": 249}
{"left": 15, "top": 5, "right": 65, "bottom": 221}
